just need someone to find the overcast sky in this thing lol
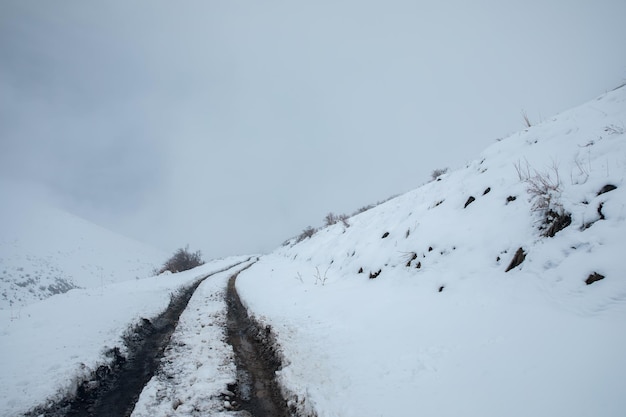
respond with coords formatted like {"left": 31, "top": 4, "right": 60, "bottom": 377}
{"left": 1, "top": 1, "right": 625, "bottom": 259}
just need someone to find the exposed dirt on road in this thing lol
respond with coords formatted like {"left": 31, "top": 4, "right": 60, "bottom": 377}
{"left": 225, "top": 272, "right": 291, "bottom": 417}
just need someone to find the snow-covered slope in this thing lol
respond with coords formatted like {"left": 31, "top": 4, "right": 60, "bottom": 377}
{"left": 2, "top": 86, "right": 624, "bottom": 417}
{"left": 0, "top": 179, "right": 167, "bottom": 308}
{"left": 237, "top": 86, "right": 626, "bottom": 417}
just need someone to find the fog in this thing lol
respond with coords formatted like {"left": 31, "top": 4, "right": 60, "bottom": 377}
{"left": 1, "top": 0, "right": 625, "bottom": 257}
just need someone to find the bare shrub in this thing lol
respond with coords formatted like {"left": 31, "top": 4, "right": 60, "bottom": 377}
{"left": 351, "top": 194, "right": 399, "bottom": 216}
{"left": 604, "top": 124, "right": 624, "bottom": 135}
{"left": 515, "top": 160, "right": 571, "bottom": 236}
{"left": 431, "top": 167, "right": 448, "bottom": 181}
{"left": 353, "top": 204, "right": 375, "bottom": 215}
{"left": 339, "top": 214, "right": 350, "bottom": 227}
{"left": 521, "top": 109, "right": 532, "bottom": 128}
{"left": 324, "top": 212, "right": 350, "bottom": 228}
{"left": 526, "top": 169, "right": 561, "bottom": 213}
{"left": 324, "top": 212, "right": 338, "bottom": 226}
{"left": 314, "top": 266, "right": 330, "bottom": 286}
{"left": 158, "top": 245, "right": 204, "bottom": 274}
{"left": 570, "top": 157, "right": 590, "bottom": 185}
{"left": 402, "top": 251, "right": 418, "bottom": 267}
{"left": 296, "top": 226, "right": 317, "bottom": 243}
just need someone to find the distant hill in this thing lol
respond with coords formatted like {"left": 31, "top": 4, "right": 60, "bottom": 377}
{"left": 0, "top": 179, "right": 166, "bottom": 308}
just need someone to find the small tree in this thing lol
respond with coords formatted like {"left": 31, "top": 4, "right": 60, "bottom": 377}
{"left": 158, "top": 245, "right": 205, "bottom": 274}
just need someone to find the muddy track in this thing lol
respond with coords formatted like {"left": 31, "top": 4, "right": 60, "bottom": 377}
{"left": 25, "top": 261, "right": 250, "bottom": 417}
{"left": 226, "top": 271, "right": 292, "bottom": 417}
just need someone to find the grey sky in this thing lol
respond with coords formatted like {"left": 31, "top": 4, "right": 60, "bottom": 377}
{"left": 1, "top": 1, "right": 625, "bottom": 258}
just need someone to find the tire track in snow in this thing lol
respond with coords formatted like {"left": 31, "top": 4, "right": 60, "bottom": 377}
{"left": 26, "top": 259, "right": 252, "bottom": 417}
{"left": 226, "top": 269, "right": 292, "bottom": 417}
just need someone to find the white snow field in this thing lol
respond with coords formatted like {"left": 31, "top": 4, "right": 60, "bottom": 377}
{"left": 0, "top": 178, "right": 168, "bottom": 309}
{"left": 236, "top": 86, "right": 626, "bottom": 417}
{"left": 0, "top": 257, "right": 250, "bottom": 417}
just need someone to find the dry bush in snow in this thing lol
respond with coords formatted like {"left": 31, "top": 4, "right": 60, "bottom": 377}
{"left": 515, "top": 160, "right": 571, "bottom": 237}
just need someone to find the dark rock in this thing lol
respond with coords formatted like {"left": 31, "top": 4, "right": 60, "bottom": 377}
{"left": 505, "top": 248, "right": 526, "bottom": 272}
{"left": 483, "top": 187, "right": 491, "bottom": 195}
{"left": 369, "top": 269, "right": 382, "bottom": 279}
{"left": 358, "top": 267, "right": 363, "bottom": 274}
{"left": 585, "top": 272, "right": 605, "bottom": 285}
{"left": 597, "top": 184, "right": 617, "bottom": 196}
{"left": 544, "top": 211, "right": 572, "bottom": 237}
{"left": 464, "top": 196, "right": 476, "bottom": 208}
{"left": 438, "top": 286, "right": 445, "bottom": 292}
{"left": 597, "top": 202, "right": 605, "bottom": 220}
{"left": 381, "top": 232, "right": 390, "bottom": 239}
{"left": 506, "top": 195, "right": 517, "bottom": 204}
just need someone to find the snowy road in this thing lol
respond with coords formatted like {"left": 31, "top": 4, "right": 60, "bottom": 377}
{"left": 9, "top": 255, "right": 296, "bottom": 417}
{"left": 65, "top": 262, "right": 254, "bottom": 417}
{"left": 1, "top": 257, "right": 254, "bottom": 417}
{"left": 75, "top": 258, "right": 272, "bottom": 417}
{"left": 132, "top": 259, "right": 291, "bottom": 417}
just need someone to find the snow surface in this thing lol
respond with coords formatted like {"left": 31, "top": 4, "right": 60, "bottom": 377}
{"left": 0, "top": 179, "right": 167, "bottom": 308}
{"left": 2, "top": 86, "right": 625, "bottom": 417}
{"left": 235, "top": 86, "right": 626, "bottom": 417}
{"left": 0, "top": 257, "right": 250, "bottom": 417}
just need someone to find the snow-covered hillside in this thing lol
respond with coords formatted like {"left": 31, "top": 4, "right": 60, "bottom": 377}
{"left": 236, "top": 86, "right": 626, "bottom": 417}
{"left": 0, "top": 179, "right": 167, "bottom": 308}
{"left": 1, "top": 86, "right": 624, "bottom": 417}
